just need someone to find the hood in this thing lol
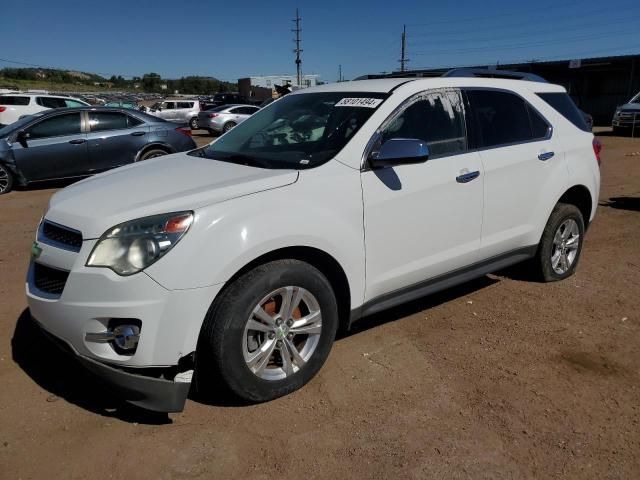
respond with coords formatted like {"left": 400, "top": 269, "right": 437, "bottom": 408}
{"left": 618, "top": 102, "right": 640, "bottom": 112}
{"left": 45, "top": 152, "right": 299, "bottom": 238}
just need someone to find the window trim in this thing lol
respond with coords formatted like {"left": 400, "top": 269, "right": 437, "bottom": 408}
{"left": 462, "top": 87, "right": 553, "bottom": 152}
{"left": 361, "top": 87, "right": 470, "bottom": 171}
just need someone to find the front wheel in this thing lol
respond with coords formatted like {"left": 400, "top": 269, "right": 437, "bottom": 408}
{"left": 535, "top": 203, "right": 585, "bottom": 282}
{"left": 195, "top": 260, "right": 338, "bottom": 403}
{"left": 0, "top": 163, "right": 14, "bottom": 194}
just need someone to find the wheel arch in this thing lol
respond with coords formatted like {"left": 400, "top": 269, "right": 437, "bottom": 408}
{"left": 218, "top": 246, "right": 352, "bottom": 333}
{"left": 557, "top": 184, "right": 593, "bottom": 227}
{"left": 134, "top": 142, "right": 176, "bottom": 161}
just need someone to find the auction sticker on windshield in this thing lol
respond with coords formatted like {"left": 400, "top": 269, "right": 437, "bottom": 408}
{"left": 335, "top": 98, "right": 383, "bottom": 108}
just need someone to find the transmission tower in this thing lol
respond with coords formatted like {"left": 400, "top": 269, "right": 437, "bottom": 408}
{"left": 292, "top": 9, "right": 302, "bottom": 87}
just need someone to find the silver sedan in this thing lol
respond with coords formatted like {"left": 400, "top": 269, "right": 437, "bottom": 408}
{"left": 197, "top": 104, "right": 260, "bottom": 134}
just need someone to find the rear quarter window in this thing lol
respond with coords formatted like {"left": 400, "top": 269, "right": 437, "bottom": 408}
{"left": 0, "top": 96, "right": 30, "bottom": 106}
{"left": 536, "top": 92, "right": 590, "bottom": 132}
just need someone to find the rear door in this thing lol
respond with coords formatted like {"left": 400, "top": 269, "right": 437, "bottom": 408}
{"left": 465, "top": 89, "right": 567, "bottom": 259}
{"left": 234, "top": 106, "right": 259, "bottom": 124}
{"left": 12, "top": 112, "right": 87, "bottom": 181}
{"left": 86, "top": 111, "right": 148, "bottom": 171}
{"left": 176, "top": 101, "right": 195, "bottom": 123}
{"left": 157, "top": 101, "right": 176, "bottom": 121}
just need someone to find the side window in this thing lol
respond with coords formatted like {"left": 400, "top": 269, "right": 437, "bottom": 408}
{"left": 88, "top": 112, "right": 129, "bottom": 131}
{"left": 65, "top": 100, "right": 85, "bottom": 108}
{"left": 0, "top": 96, "right": 30, "bottom": 106}
{"left": 36, "top": 97, "right": 68, "bottom": 109}
{"left": 528, "top": 106, "right": 551, "bottom": 138}
{"left": 380, "top": 89, "right": 467, "bottom": 159}
{"left": 127, "top": 115, "right": 144, "bottom": 127}
{"left": 27, "top": 113, "right": 82, "bottom": 139}
{"left": 176, "top": 102, "right": 193, "bottom": 109}
{"left": 164, "top": 102, "right": 175, "bottom": 110}
{"left": 229, "top": 107, "right": 242, "bottom": 114}
{"left": 466, "top": 90, "right": 544, "bottom": 148}
{"left": 536, "top": 92, "right": 589, "bottom": 132}
{"left": 237, "top": 107, "right": 258, "bottom": 115}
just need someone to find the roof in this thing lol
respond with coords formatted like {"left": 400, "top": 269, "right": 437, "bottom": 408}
{"left": 293, "top": 76, "right": 565, "bottom": 95}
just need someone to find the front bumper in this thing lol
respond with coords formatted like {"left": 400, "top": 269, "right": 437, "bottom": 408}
{"left": 34, "top": 317, "right": 191, "bottom": 412}
{"left": 26, "top": 229, "right": 224, "bottom": 412}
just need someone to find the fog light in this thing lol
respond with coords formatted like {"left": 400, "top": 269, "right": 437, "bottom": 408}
{"left": 113, "top": 324, "right": 140, "bottom": 351}
{"left": 85, "top": 323, "right": 141, "bottom": 354}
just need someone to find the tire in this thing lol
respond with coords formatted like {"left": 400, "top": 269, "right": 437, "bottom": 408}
{"left": 534, "top": 202, "right": 585, "bottom": 282}
{"left": 138, "top": 148, "right": 168, "bottom": 161}
{"left": 222, "top": 121, "right": 236, "bottom": 133}
{"left": 0, "top": 163, "right": 14, "bottom": 195}
{"left": 195, "top": 259, "right": 339, "bottom": 403}
{"left": 189, "top": 117, "right": 199, "bottom": 130}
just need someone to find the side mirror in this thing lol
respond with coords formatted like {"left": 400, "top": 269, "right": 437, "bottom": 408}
{"left": 369, "top": 138, "right": 429, "bottom": 168}
{"left": 16, "top": 131, "right": 30, "bottom": 148}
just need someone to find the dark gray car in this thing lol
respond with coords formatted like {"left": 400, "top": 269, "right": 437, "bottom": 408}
{"left": 0, "top": 107, "right": 196, "bottom": 194}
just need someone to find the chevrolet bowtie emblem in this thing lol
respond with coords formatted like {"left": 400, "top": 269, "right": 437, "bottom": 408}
{"left": 30, "top": 241, "right": 42, "bottom": 259}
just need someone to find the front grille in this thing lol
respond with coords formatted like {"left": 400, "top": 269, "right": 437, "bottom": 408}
{"left": 33, "top": 263, "right": 70, "bottom": 295}
{"left": 41, "top": 221, "right": 83, "bottom": 251}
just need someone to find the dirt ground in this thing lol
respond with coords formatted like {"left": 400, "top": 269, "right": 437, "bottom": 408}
{"left": 0, "top": 132, "right": 639, "bottom": 480}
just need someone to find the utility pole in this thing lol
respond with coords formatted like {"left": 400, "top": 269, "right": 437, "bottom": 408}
{"left": 292, "top": 8, "right": 302, "bottom": 87}
{"left": 399, "top": 25, "right": 408, "bottom": 72}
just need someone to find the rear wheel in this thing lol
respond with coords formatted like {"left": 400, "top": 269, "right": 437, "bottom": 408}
{"left": 138, "top": 148, "right": 169, "bottom": 161}
{"left": 0, "top": 163, "right": 14, "bottom": 194}
{"left": 195, "top": 260, "right": 338, "bottom": 403}
{"left": 223, "top": 121, "right": 236, "bottom": 133}
{"left": 535, "top": 203, "right": 585, "bottom": 282}
{"left": 189, "top": 117, "right": 199, "bottom": 130}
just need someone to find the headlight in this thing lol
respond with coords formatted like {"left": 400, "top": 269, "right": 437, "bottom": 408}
{"left": 87, "top": 212, "right": 193, "bottom": 276}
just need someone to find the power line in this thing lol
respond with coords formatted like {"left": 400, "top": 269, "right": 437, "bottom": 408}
{"left": 407, "top": 44, "right": 640, "bottom": 71}
{"left": 411, "top": 29, "right": 637, "bottom": 56}
{"left": 408, "top": 16, "right": 639, "bottom": 47}
{"left": 405, "top": 0, "right": 632, "bottom": 28}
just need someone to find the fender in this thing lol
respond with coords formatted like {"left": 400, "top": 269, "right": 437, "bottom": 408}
{"left": 134, "top": 142, "right": 176, "bottom": 161}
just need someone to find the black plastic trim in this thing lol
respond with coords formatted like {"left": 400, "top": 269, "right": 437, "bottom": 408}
{"left": 350, "top": 245, "right": 537, "bottom": 325}
{"left": 32, "top": 317, "right": 190, "bottom": 413}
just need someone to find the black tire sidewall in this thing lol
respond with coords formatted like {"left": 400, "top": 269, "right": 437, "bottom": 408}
{"left": 139, "top": 149, "right": 167, "bottom": 161}
{"left": 0, "top": 164, "right": 13, "bottom": 194}
{"left": 223, "top": 122, "right": 236, "bottom": 132}
{"left": 197, "top": 260, "right": 339, "bottom": 402}
{"left": 538, "top": 203, "right": 585, "bottom": 281}
{"left": 189, "top": 117, "right": 198, "bottom": 130}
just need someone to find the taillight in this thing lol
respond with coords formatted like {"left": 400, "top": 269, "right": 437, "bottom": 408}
{"left": 0, "top": 107, "right": 6, "bottom": 112}
{"left": 176, "top": 127, "right": 192, "bottom": 137}
{"left": 208, "top": 113, "right": 219, "bottom": 118}
{"left": 592, "top": 138, "right": 602, "bottom": 166}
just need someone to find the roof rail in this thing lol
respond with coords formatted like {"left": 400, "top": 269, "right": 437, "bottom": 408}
{"left": 442, "top": 68, "right": 548, "bottom": 83}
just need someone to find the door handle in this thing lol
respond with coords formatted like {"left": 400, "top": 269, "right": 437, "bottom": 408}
{"left": 68, "top": 139, "right": 86, "bottom": 144}
{"left": 130, "top": 131, "right": 146, "bottom": 136}
{"left": 456, "top": 171, "right": 480, "bottom": 183}
{"left": 538, "top": 151, "right": 554, "bottom": 161}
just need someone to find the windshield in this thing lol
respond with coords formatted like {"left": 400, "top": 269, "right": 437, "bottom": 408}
{"left": 629, "top": 91, "right": 640, "bottom": 104}
{"left": 191, "top": 92, "right": 387, "bottom": 169}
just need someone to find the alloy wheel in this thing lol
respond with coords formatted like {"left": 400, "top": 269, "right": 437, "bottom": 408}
{"left": 242, "top": 286, "right": 322, "bottom": 381}
{"left": 551, "top": 218, "right": 580, "bottom": 274}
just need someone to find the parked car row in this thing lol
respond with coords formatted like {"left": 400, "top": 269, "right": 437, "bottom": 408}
{"left": 0, "top": 93, "right": 90, "bottom": 126}
{"left": 0, "top": 107, "right": 196, "bottom": 194}
{"left": 612, "top": 90, "right": 640, "bottom": 135}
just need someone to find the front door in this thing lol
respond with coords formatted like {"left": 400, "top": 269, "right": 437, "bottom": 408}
{"left": 362, "top": 88, "right": 484, "bottom": 301}
{"left": 12, "top": 112, "right": 88, "bottom": 181}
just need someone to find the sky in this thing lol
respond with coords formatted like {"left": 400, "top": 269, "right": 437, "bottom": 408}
{"left": 2, "top": 0, "right": 639, "bottom": 83}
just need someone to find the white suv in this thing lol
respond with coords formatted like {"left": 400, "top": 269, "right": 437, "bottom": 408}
{"left": 26, "top": 72, "right": 600, "bottom": 412}
{"left": 0, "top": 94, "right": 90, "bottom": 126}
